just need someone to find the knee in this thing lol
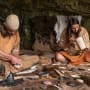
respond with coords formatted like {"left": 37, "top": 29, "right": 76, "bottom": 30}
{"left": 56, "top": 52, "right": 64, "bottom": 60}
{"left": 55, "top": 52, "right": 67, "bottom": 63}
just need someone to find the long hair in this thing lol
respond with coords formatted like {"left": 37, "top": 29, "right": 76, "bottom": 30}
{"left": 66, "top": 17, "right": 81, "bottom": 43}
{"left": 0, "top": 23, "right": 12, "bottom": 37}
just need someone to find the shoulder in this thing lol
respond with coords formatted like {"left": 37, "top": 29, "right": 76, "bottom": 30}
{"left": 16, "top": 31, "right": 20, "bottom": 36}
{"left": 80, "top": 26, "right": 87, "bottom": 32}
{"left": 80, "top": 26, "right": 88, "bottom": 34}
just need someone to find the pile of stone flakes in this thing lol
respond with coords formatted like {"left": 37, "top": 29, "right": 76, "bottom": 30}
{"left": 0, "top": 51, "right": 90, "bottom": 90}
{"left": 14, "top": 59, "right": 90, "bottom": 90}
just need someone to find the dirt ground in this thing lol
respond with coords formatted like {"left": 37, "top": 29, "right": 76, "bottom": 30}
{"left": 0, "top": 50, "right": 90, "bottom": 90}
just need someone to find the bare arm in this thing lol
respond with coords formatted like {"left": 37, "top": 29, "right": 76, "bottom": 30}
{"left": 0, "top": 50, "right": 13, "bottom": 60}
{"left": 0, "top": 50, "right": 20, "bottom": 64}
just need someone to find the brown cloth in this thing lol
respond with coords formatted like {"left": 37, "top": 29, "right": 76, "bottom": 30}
{"left": 60, "top": 51, "right": 90, "bottom": 65}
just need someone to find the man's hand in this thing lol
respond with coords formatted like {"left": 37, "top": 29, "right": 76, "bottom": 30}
{"left": 10, "top": 55, "right": 21, "bottom": 65}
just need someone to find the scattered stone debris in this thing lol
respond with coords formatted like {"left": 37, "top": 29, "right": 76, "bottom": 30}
{"left": 0, "top": 53, "right": 90, "bottom": 90}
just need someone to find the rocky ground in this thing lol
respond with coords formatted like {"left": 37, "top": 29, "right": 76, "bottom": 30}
{"left": 0, "top": 50, "right": 90, "bottom": 90}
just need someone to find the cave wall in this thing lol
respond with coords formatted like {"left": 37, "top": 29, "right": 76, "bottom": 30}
{"left": 21, "top": 15, "right": 90, "bottom": 50}
{"left": 82, "top": 17, "right": 90, "bottom": 34}
{"left": 0, "top": 0, "right": 90, "bottom": 49}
